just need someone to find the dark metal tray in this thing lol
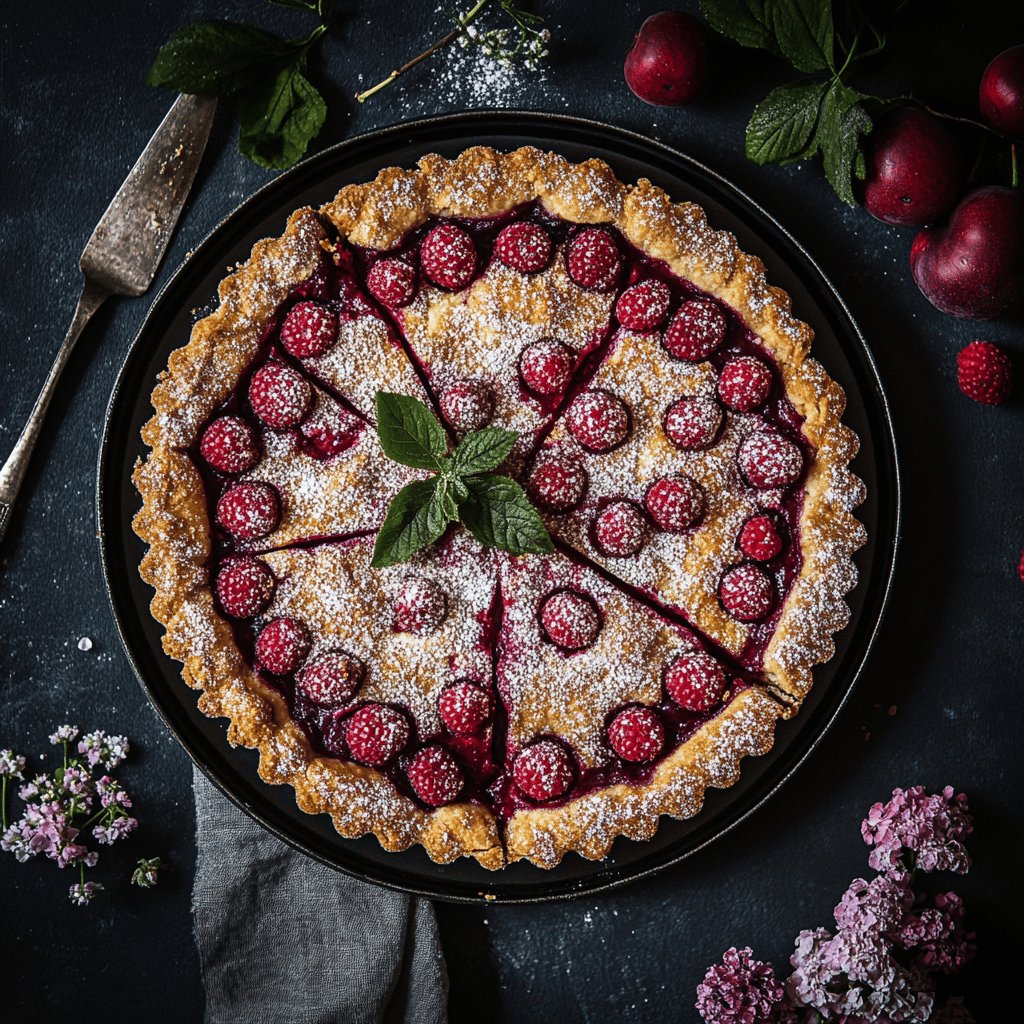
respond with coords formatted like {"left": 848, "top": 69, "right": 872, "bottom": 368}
{"left": 97, "top": 111, "right": 900, "bottom": 903}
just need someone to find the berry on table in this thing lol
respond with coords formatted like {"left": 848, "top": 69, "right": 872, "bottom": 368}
{"left": 957, "top": 341, "right": 1012, "bottom": 405}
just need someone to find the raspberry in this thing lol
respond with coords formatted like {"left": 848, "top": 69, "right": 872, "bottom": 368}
{"left": 216, "top": 481, "right": 280, "bottom": 539}
{"left": 664, "top": 650, "right": 728, "bottom": 711}
{"left": 255, "top": 617, "right": 310, "bottom": 675}
{"left": 519, "top": 338, "right": 573, "bottom": 396}
{"left": 248, "top": 362, "right": 312, "bottom": 429}
{"left": 438, "top": 680, "right": 493, "bottom": 736}
{"left": 406, "top": 745, "right": 464, "bottom": 806}
{"left": 739, "top": 432, "right": 804, "bottom": 489}
{"left": 300, "top": 403, "right": 363, "bottom": 458}
{"left": 615, "top": 279, "right": 672, "bottom": 331}
{"left": 607, "top": 705, "right": 665, "bottom": 763}
{"left": 593, "top": 500, "right": 648, "bottom": 558}
{"left": 540, "top": 589, "right": 602, "bottom": 650}
{"left": 439, "top": 380, "right": 494, "bottom": 431}
{"left": 494, "top": 221, "right": 553, "bottom": 273}
{"left": 567, "top": 389, "right": 630, "bottom": 452}
{"left": 298, "top": 651, "right": 364, "bottom": 707}
{"left": 718, "top": 356, "right": 772, "bottom": 412}
{"left": 957, "top": 340, "right": 1012, "bottom": 405}
{"left": 739, "top": 514, "right": 783, "bottom": 562}
{"left": 280, "top": 301, "right": 338, "bottom": 358}
{"left": 344, "top": 703, "right": 411, "bottom": 766}
{"left": 566, "top": 228, "right": 622, "bottom": 291}
{"left": 366, "top": 258, "right": 418, "bottom": 308}
{"left": 215, "top": 556, "right": 275, "bottom": 618}
{"left": 420, "top": 222, "right": 477, "bottom": 290}
{"left": 645, "top": 474, "right": 706, "bottom": 532}
{"left": 720, "top": 563, "right": 775, "bottom": 622}
{"left": 200, "top": 416, "right": 259, "bottom": 474}
{"left": 663, "top": 299, "right": 727, "bottom": 361}
{"left": 513, "top": 740, "right": 574, "bottom": 801}
{"left": 663, "top": 396, "right": 723, "bottom": 451}
{"left": 393, "top": 576, "right": 448, "bottom": 635}
{"left": 527, "top": 451, "right": 588, "bottom": 511}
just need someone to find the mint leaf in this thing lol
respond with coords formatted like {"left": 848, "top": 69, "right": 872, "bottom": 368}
{"left": 147, "top": 22, "right": 295, "bottom": 96}
{"left": 459, "top": 476, "right": 553, "bottom": 556}
{"left": 700, "top": 0, "right": 778, "bottom": 53}
{"left": 449, "top": 428, "right": 518, "bottom": 477}
{"left": 375, "top": 393, "right": 448, "bottom": 471}
{"left": 815, "top": 81, "right": 873, "bottom": 206}
{"left": 769, "top": 0, "right": 833, "bottom": 74}
{"left": 745, "top": 80, "right": 827, "bottom": 165}
{"left": 238, "top": 61, "right": 326, "bottom": 171}
{"left": 371, "top": 479, "right": 447, "bottom": 568}
{"left": 436, "top": 478, "right": 460, "bottom": 522}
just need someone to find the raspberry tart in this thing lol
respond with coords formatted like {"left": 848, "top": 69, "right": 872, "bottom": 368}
{"left": 134, "top": 146, "right": 865, "bottom": 869}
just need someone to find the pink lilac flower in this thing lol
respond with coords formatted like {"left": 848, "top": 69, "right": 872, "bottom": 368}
{"left": 861, "top": 787, "right": 972, "bottom": 876}
{"left": 49, "top": 725, "right": 79, "bottom": 745}
{"left": 1, "top": 822, "right": 33, "bottom": 862}
{"left": 834, "top": 875, "right": 914, "bottom": 937}
{"left": 77, "top": 731, "right": 129, "bottom": 770}
{"left": 695, "top": 946, "right": 797, "bottom": 1024}
{"left": 93, "top": 815, "right": 137, "bottom": 846}
{"left": 60, "top": 765, "right": 93, "bottom": 800}
{"left": 0, "top": 750, "right": 25, "bottom": 778}
{"left": 787, "top": 928, "right": 933, "bottom": 1023}
{"left": 896, "top": 893, "right": 976, "bottom": 974}
{"left": 68, "top": 880, "right": 103, "bottom": 906}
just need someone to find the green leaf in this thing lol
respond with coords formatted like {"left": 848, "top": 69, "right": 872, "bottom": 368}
{"left": 371, "top": 479, "right": 448, "bottom": 567}
{"left": 147, "top": 21, "right": 296, "bottom": 96}
{"left": 374, "top": 392, "right": 448, "bottom": 471}
{"left": 815, "top": 81, "right": 873, "bottom": 206}
{"left": 768, "top": 0, "right": 834, "bottom": 74}
{"left": 448, "top": 428, "right": 518, "bottom": 477}
{"left": 436, "top": 478, "right": 460, "bottom": 522}
{"left": 458, "top": 476, "right": 553, "bottom": 557}
{"left": 700, "top": 0, "right": 778, "bottom": 52}
{"left": 745, "top": 80, "right": 827, "bottom": 165}
{"left": 238, "top": 61, "right": 326, "bottom": 170}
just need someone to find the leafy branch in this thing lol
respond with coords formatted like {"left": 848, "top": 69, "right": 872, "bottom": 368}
{"left": 355, "top": 0, "right": 549, "bottom": 103}
{"left": 148, "top": 0, "right": 333, "bottom": 170}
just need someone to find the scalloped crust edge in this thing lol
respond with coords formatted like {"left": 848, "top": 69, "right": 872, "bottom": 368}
{"left": 133, "top": 148, "right": 865, "bottom": 871}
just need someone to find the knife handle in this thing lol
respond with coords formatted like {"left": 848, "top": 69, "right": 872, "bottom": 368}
{"left": 0, "top": 278, "right": 109, "bottom": 547}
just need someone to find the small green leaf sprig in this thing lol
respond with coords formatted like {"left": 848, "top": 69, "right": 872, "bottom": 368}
{"left": 701, "top": 0, "right": 878, "bottom": 205}
{"left": 371, "top": 392, "right": 552, "bottom": 567}
{"left": 148, "top": 0, "right": 332, "bottom": 170}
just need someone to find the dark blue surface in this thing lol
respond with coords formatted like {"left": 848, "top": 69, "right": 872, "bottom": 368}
{"left": 1, "top": 2, "right": 1021, "bottom": 1020}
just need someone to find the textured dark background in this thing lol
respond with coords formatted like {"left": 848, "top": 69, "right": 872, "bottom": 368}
{"left": 1, "top": 2, "right": 1022, "bottom": 1020}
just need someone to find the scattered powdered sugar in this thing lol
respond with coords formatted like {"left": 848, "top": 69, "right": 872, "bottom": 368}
{"left": 77, "top": 637, "right": 93, "bottom": 652}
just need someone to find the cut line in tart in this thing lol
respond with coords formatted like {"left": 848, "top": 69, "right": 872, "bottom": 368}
{"left": 133, "top": 146, "right": 866, "bottom": 869}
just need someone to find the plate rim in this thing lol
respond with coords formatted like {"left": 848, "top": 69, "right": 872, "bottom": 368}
{"left": 96, "top": 109, "right": 902, "bottom": 904}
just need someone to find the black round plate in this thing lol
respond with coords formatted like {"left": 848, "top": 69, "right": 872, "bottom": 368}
{"left": 97, "top": 111, "right": 900, "bottom": 904}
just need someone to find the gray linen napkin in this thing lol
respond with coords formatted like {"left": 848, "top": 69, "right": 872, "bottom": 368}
{"left": 192, "top": 766, "right": 449, "bottom": 1024}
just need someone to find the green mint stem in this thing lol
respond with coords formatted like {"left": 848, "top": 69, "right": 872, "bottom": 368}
{"left": 355, "top": 0, "right": 491, "bottom": 102}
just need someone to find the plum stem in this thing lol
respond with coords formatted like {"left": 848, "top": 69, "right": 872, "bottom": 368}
{"left": 905, "top": 97, "right": 1017, "bottom": 142}
{"left": 1012, "top": 145, "right": 1020, "bottom": 190}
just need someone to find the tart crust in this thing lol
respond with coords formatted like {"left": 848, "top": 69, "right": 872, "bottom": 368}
{"left": 134, "top": 147, "right": 865, "bottom": 869}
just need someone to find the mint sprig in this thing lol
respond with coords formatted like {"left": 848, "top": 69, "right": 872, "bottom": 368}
{"left": 147, "top": 1, "right": 330, "bottom": 170}
{"left": 371, "top": 393, "right": 552, "bottom": 567}
{"left": 702, "top": 0, "right": 884, "bottom": 206}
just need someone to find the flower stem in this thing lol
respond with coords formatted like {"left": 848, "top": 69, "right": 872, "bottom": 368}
{"left": 2, "top": 776, "right": 7, "bottom": 831}
{"left": 355, "top": 0, "right": 491, "bottom": 103}
{"left": 1012, "top": 143, "right": 1020, "bottom": 189}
